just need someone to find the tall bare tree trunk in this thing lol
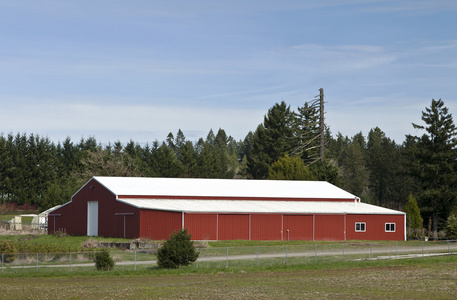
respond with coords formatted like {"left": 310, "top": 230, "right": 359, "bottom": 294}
{"left": 319, "top": 88, "right": 325, "bottom": 162}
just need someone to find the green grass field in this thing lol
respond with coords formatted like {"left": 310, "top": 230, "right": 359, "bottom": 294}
{"left": 0, "top": 255, "right": 455, "bottom": 299}
{"left": 1, "top": 234, "right": 456, "bottom": 298}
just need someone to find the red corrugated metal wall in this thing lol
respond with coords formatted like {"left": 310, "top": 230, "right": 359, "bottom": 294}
{"left": 184, "top": 213, "right": 217, "bottom": 240}
{"left": 48, "top": 178, "right": 140, "bottom": 238}
{"left": 115, "top": 214, "right": 138, "bottom": 239}
{"left": 218, "top": 214, "right": 249, "bottom": 240}
{"left": 314, "top": 215, "right": 345, "bottom": 241}
{"left": 346, "top": 214, "right": 367, "bottom": 240}
{"left": 283, "top": 215, "right": 314, "bottom": 240}
{"left": 346, "top": 214, "right": 404, "bottom": 241}
{"left": 250, "top": 214, "right": 282, "bottom": 240}
{"left": 47, "top": 178, "right": 405, "bottom": 241}
{"left": 139, "top": 210, "right": 182, "bottom": 240}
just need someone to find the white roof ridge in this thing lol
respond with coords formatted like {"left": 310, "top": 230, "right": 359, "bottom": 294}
{"left": 92, "top": 176, "right": 357, "bottom": 200}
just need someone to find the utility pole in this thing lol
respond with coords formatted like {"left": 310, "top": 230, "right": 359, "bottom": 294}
{"left": 319, "top": 88, "right": 325, "bottom": 161}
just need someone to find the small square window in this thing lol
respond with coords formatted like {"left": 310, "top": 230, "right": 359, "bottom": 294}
{"left": 385, "top": 223, "right": 395, "bottom": 232}
{"left": 355, "top": 222, "right": 366, "bottom": 232}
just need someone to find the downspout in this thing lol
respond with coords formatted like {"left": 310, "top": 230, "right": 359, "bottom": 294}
{"left": 249, "top": 214, "right": 251, "bottom": 241}
{"left": 313, "top": 214, "right": 315, "bottom": 241}
{"left": 344, "top": 214, "right": 346, "bottom": 241}
{"left": 404, "top": 214, "right": 407, "bottom": 241}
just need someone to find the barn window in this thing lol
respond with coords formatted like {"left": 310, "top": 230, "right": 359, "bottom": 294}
{"left": 355, "top": 222, "right": 366, "bottom": 232}
{"left": 385, "top": 223, "right": 395, "bottom": 232}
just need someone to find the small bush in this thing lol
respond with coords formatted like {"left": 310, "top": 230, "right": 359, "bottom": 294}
{"left": 157, "top": 229, "right": 199, "bottom": 269}
{"left": 81, "top": 238, "right": 101, "bottom": 249}
{"left": 53, "top": 230, "right": 69, "bottom": 238}
{"left": 94, "top": 249, "right": 115, "bottom": 271}
{"left": 445, "top": 214, "right": 457, "bottom": 239}
{"left": 0, "top": 241, "right": 18, "bottom": 263}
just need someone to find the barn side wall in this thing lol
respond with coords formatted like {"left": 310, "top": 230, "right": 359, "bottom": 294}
{"left": 174, "top": 213, "right": 405, "bottom": 242}
{"left": 184, "top": 213, "right": 217, "bottom": 240}
{"left": 283, "top": 215, "right": 314, "bottom": 240}
{"left": 346, "top": 214, "right": 405, "bottom": 241}
{"left": 139, "top": 210, "right": 182, "bottom": 240}
{"left": 250, "top": 214, "right": 282, "bottom": 240}
{"left": 47, "top": 178, "right": 140, "bottom": 238}
{"left": 218, "top": 214, "right": 250, "bottom": 240}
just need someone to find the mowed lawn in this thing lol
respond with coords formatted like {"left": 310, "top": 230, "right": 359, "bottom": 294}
{"left": 0, "top": 256, "right": 456, "bottom": 299}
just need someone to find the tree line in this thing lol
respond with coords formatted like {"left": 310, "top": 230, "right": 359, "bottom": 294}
{"left": 1, "top": 98, "right": 456, "bottom": 238}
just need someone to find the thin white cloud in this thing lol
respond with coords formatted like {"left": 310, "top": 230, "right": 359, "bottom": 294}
{"left": 0, "top": 99, "right": 265, "bottom": 143}
{"left": 277, "top": 43, "right": 396, "bottom": 73}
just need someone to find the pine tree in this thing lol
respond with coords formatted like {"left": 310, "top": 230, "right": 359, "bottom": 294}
{"left": 157, "top": 229, "right": 199, "bottom": 269}
{"left": 366, "top": 127, "right": 403, "bottom": 207}
{"left": 340, "top": 134, "right": 368, "bottom": 198}
{"left": 408, "top": 99, "right": 457, "bottom": 234}
{"left": 292, "top": 102, "right": 321, "bottom": 165}
{"left": 247, "top": 101, "right": 295, "bottom": 179}
{"left": 268, "top": 155, "right": 316, "bottom": 180}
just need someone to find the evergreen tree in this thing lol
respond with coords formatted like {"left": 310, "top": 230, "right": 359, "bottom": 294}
{"left": 178, "top": 140, "right": 198, "bottom": 178}
{"left": 366, "top": 127, "right": 404, "bottom": 207}
{"left": 404, "top": 194, "right": 423, "bottom": 238}
{"left": 408, "top": 99, "right": 457, "bottom": 234}
{"left": 195, "top": 136, "right": 219, "bottom": 178}
{"left": 340, "top": 134, "right": 369, "bottom": 198}
{"left": 156, "top": 142, "right": 182, "bottom": 177}
{"left": 292, "top": 102, "right": 321, "bottom": 165}
{"left": 157, "top": 229, "right": 198, "bottom": 269}
{"left": 268, "top": 155, "right": 316, "bottom": 180}
{"left": 309, "top": 159, "right": 340, "bottom": 185}
{"left": 238, "top": 131, "right": 254, "bottom": 163}
{"left": 247, "top": 101, "right": 295, "bottom": 179}
{"left": 327, "top": 132, "right": 350, "bottom": 167}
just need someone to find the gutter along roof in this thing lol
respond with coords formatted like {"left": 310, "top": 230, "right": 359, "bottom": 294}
{"left": 117, "top": 198, "right": 405, "bottom": 215}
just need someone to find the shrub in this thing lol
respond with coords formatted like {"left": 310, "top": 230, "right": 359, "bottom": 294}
{"left": 0, "top": 241, "right": 18, "bottom": 263}
{"left": 53, "top": 230, "right": 69, "bottom": 238}
{"left": 405, "top": 194, "right": 423, "bottom": 238}
{"left": 445, "top": 214, "right": 457, "bottom": 239}
{"left": 157, "top": 229, "right": 199, "bottom": 269}
{"left": 94, "top": 249, "right": 115, "bottom": 271}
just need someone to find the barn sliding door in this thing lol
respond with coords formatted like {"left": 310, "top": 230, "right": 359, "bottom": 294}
{"left": 87, "top": 201, "right": 99, "bottom": 236}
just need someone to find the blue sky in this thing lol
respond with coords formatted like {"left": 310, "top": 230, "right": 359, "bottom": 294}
{"left": 1, "top": 0, "right": 456, "bottom": 145}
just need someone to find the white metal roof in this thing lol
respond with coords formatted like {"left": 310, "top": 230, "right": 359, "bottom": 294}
{"left": 117, "top": 198, "right": 405, "bottom": 215}
{"left": 92, "top": 176, "right": 357, "bottom": 200}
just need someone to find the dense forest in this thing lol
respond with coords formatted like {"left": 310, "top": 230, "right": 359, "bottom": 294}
{"left": 1, "top": 98, "right": 457, "bottom": 238}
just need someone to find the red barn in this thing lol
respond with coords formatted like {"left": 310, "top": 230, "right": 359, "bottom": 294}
{"left": 48, "top": 177, "right": 406, "bottom": 241}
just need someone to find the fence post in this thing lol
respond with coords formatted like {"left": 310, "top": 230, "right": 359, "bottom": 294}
{"left": 1, "top": 253, "right": 3, "bottom": 272}
{"left": 422, "top": 241, "right": 424, "bottom": 257}
{"left": 256, "top": 246, "right": 259, "bottom": 266}
{"left": 285, "top": 245, "right": 288, "bottom": 264}
{"left": 396, "top": 242, "right": 398, "bottom": 258}
{"left": 314, "top": 245, "right": 317, "bottom": 263}
{"left": 134, "top": 250, "right": 137, "bottom": 271}
{"left": 226, "top": 247, "right": 228, "bottom": 268}
{"left": 36, "top": 253, "right": 39, "bottom": 272}
{"left": 342, "top": 244, "right": 345, "bottom": 262}
{"left": 370, "top": 243, "right": 372, "bottom": 260}
{"left": 70, "top": 252, "right": 72, "bottom": 272}
{"left": 448, "top": 241, "right": 451, "bottom": 256}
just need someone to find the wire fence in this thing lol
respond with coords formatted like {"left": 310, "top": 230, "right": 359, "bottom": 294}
{"left": 1, "top": 241, "right": 457, "bottom": 273}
